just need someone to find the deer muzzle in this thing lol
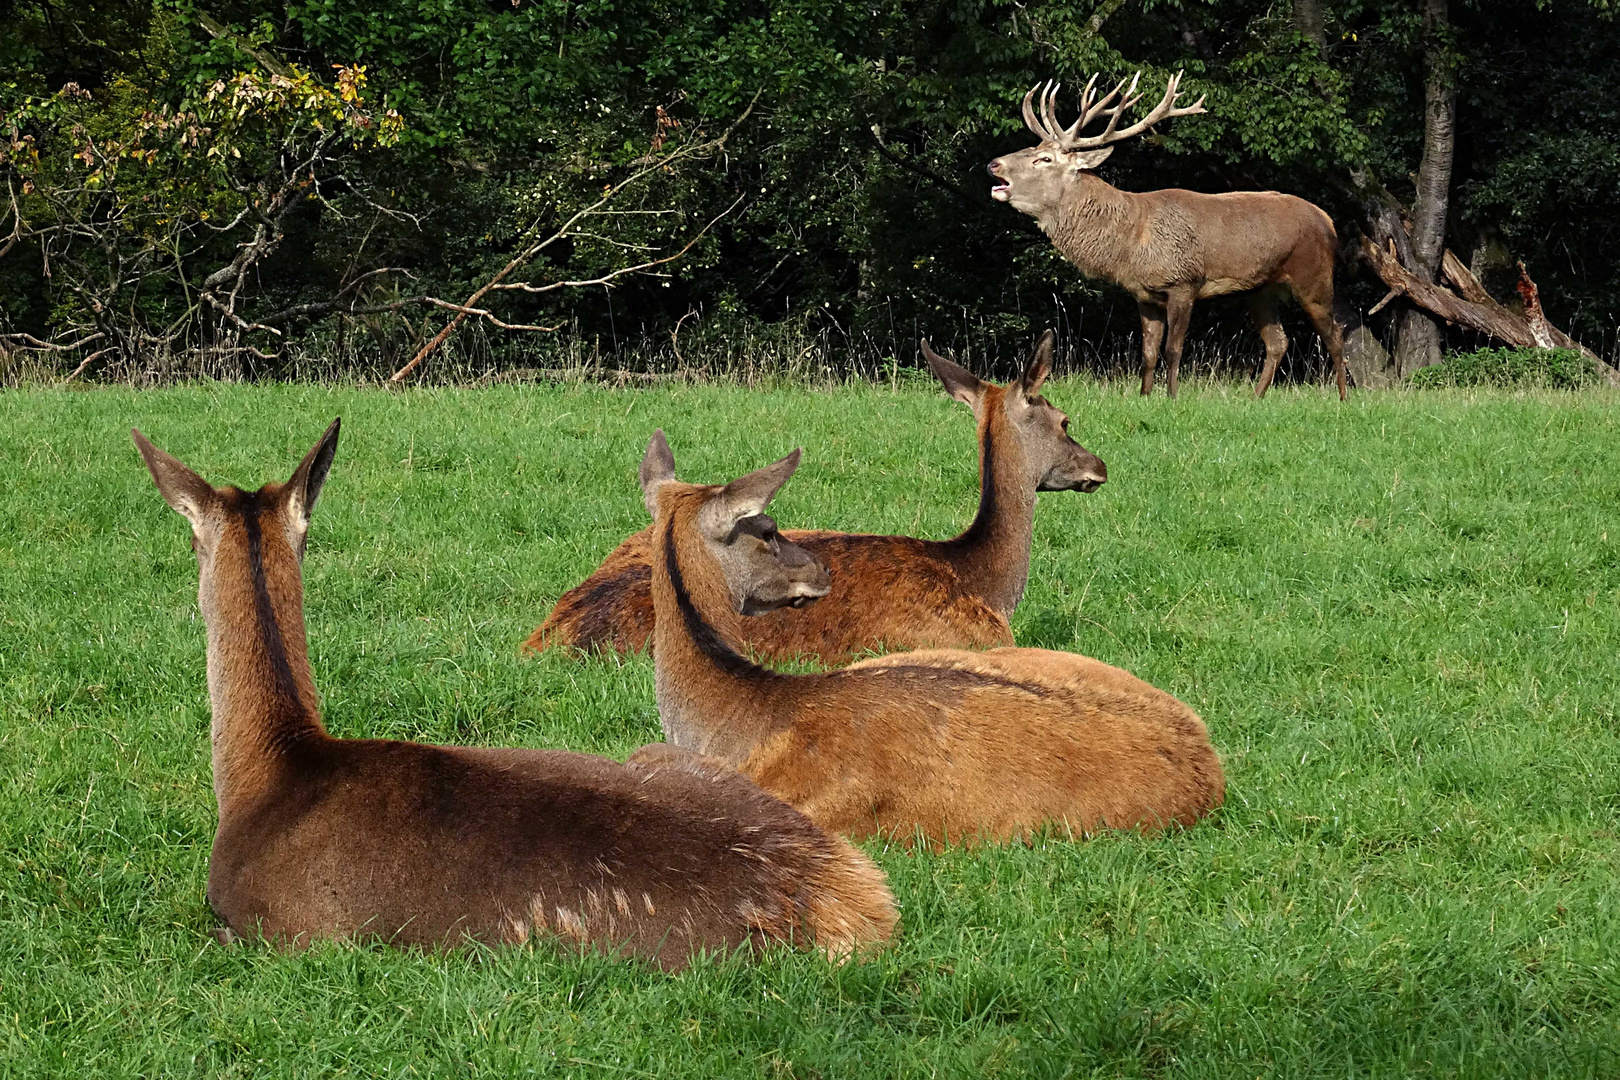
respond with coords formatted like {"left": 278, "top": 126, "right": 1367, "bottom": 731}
{"left": 987, "top": 159, "right": 1011, "bottom": 202}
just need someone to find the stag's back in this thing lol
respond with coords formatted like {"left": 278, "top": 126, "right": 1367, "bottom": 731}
{"left": 1048, "top": 179, "right": 1335, "bottom": 299}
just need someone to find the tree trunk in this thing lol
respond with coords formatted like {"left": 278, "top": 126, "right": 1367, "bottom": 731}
{"left": 1394, "top": 0, "right": 1457, "bottom": 376}
{"left": 1292, "top": 0, "right": 1326, "bottom": 52}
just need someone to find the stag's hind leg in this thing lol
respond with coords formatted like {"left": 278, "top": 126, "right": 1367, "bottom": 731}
{"left": 1249, "top": 287, "right": 1289, "bottom": 398}
{"left": 1293, "top": 285, "right": 1348, "bottom": 400}
{"left": 1138, "top": 302, "right": 1166, "bottom": 396}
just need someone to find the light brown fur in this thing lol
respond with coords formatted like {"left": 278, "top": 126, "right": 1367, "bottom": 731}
{"left": 526, "top": 332, "right": 1105, "bottom": 663}
{"left": 989, "top": 75, "right": 1347, "bottom": 399}
{"left": 133, "top": 419, "right": 896, "bottom": 968}
{"left": 641, "top": 442, "right": 1224, "bottom": 846}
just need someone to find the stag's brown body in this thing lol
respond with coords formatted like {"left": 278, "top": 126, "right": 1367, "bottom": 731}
{"left": 134, "top": 421, "right": 896, "bottom": 968}
{"left": 990, "top": 73, "right": 1347, "bottom": 399}
{"left": 526, "top": 333, "right": 1105, "bottom": 664}
{"left": 640, "top": 441, "right": 1224, "bottom": 846}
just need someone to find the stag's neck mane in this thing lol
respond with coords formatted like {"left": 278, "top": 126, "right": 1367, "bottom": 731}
{"left": 1040, "top": 172, "right": 1147, "bottom": 286}
{"left": 938, "top": 398, "right": 1036, "bottom": 617}
{"left": 204, "top": 493, "right": 328, "bottom": 813}
{"left": 651, "top": 508, "right": 787, "bottom": 764}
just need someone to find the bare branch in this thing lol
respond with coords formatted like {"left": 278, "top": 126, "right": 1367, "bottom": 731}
{"left": 1, "top": 331, "right": 107, "bottom": 352}
{"left": 58, "top": 346, "right": 115, "bottom": 382}
{"left": 493, "top": 192, "right": 744, "bottom": 295}
{"left": 387, "top": 96, "right": 760, "bottom": 384}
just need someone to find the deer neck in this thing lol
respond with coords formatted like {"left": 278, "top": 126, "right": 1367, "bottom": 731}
{"left": 202, "top": 507, "right": 327, "bottom": 815}
{"left": 1042, "top": 173, "right": 1143, "bottom": 286}
{"left": 649, "top": 508, "right": 784, "bottom": 765}
{"left": 945, "top": 404, "right": 1036, "bottom": 617}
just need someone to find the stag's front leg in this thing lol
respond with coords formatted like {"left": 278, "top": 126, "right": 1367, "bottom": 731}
{"left": 1161, "top": 288, "right": 1196, "bottom": 399}
{"left": 1138, "top": 302, "right": 1166, "bottom": 396}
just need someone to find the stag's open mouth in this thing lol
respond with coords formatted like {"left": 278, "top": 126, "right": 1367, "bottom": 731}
{"left": 990, "top": 181, "right": 1011, "bottom": 201}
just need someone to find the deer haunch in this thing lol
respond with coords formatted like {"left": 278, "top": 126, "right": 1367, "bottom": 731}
{"left": 988, "top": 72, "right": 1347, "bottom": 400}
{"left": 526, "top": 331, "right": 1106, "bottom": 664}
{"left": 134, "top": 419, "right": 896, "bottom": 967}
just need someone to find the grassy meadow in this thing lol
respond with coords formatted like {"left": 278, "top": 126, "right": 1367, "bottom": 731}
{"left": 3, "top": 378, "right": 1619, "bottom": 1077}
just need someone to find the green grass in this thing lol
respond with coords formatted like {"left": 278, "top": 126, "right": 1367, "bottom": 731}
{"left": 3, "top": 379, "right": 1620, "bottom": 1077}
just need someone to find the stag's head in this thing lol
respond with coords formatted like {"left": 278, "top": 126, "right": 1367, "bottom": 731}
{"left": 987, "top": 71, "right": 1205, "bottom": 218}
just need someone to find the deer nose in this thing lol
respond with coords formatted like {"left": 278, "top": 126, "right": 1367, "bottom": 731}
{"left": 986, "top": 159, "right": 1002, "bottom": 177}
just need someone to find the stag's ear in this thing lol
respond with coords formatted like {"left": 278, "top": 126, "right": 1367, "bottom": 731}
{"left": 1016, "top": 330, "right": 1055, "bottom": 396}
{"left": 1066, "top": 146, "right": 1114, "bottom": 171}
{"left": 133, "top": 429, "right": 217, "bottom": 530}
{"left": 639, "top": 429, "right": 678, "bottom": 519}
{"left": 920, "top": 340, "right": 987, "bottom": 412}
{"left": 284, "top": 417, "right": 340, "bottom": 536}
{"left": 715, "top": 449, "right": 801, "bottom": 525}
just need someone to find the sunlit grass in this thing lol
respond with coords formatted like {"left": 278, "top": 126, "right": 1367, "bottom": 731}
{"left": 2, "top": 379, "right": 1618, "bottom": 1076}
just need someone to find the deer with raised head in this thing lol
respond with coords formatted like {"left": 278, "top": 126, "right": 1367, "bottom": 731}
{"left": 988, "top": 72, "right": 1347, "bottom": 400}
{"left": 633, "top": 431, "right": 1224, "bottom": 845}
{"left": 526, "top": 330, "right": 1106, "bottom": 664}
{"left": 133, "top": 418, "right": 896, "bottom": 967}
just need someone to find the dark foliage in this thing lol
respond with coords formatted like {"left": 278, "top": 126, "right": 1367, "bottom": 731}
{"left": 1, "top": 0, "right": 1615, "bottom": 379}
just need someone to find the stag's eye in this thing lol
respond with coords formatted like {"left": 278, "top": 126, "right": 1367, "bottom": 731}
{"left": 1060, "top": 417, "right": 1070, "bottom": 431}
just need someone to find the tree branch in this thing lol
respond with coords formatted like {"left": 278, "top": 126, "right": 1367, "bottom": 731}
{"left": 387, "top": 96, "right": 760, "bottom": 384}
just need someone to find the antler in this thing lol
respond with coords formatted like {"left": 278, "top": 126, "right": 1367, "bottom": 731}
{"left": 1020, "top": 71, "right": 1207, "bottom": 152}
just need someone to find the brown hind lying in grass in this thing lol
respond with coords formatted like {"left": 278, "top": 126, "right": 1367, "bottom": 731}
{"left": 634, "top": 431, "right": 1224, "bottom": 845}
{"left": 133, "top": 419, "right": 896, "bottom": 968}
{"left": 525, "top": 330, "right": 1107, "bottom": 665}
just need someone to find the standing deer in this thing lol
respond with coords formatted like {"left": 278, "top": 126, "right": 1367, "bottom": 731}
{"left": 988, "top": 72, "right": 1348, "bottom": 399}
{"left": 635, "top": 431, "right": 1224, "bottom": 845}
{"left": 526, "top": 331, "right": 1106, "bottom": 664}
{"left": 133, "top": 418, "right": 896, "bottom": 967}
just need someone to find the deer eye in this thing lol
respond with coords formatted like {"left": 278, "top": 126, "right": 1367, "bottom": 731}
{"left": 1060, "top": 417, "right": 1070, "bottom": 431}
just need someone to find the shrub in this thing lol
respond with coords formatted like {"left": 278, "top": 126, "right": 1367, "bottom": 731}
{"left": 1409, "top": 346, "right": 1602, "bottom": 390}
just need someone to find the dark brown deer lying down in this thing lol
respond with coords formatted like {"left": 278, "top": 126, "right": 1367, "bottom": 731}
{"left": 634, "top": 431, "right": 1224, "bottom": 845}
{"left": 525, "top": 330, "right": 1107, "bottom": 664}
{"left": 132, "top": 419, "right": 896, "bottom": 967}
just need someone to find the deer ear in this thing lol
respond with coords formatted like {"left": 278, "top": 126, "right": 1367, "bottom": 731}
{"left": 920, "top": 340, "right": 987, "bottom": 411}
{"left": 1067, "top": 146, "right": 1114, "bottom": 171}
{"left": 133, "top": 429, "right": 217, "bottom": 529}
{"left": 1017, "top": 330, "right": 1055, "bottom": 395}
{"left": 718, "top": 448, "right": 801, "bottom": 522}
{"left": 284, "top": 417, "right": 340, "bottom": 534}
{"left": 640, "top": 429, "right": 678, "bottom": 519}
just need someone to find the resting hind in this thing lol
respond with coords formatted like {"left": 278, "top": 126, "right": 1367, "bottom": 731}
{"left": 635, "top": 430, "right": 1224, "bottom": 845}
{"left": 526, "top": 330, "right": 1106, "bottom": 665}
{"left": 133, "top": 418, "right": 896, "bottom": 968}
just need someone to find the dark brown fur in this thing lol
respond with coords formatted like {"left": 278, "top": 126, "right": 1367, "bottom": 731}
{"left": 526, "top": 333, "right": 1105, "bottom": 664}
{"left": 644, "top": 453, "right": 1225, "bottom": 846}
{"left": 134, "top": 420, "right": 897, "bottom": 967}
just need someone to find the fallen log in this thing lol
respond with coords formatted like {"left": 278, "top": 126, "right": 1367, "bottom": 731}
{"left": 1358, "top": 237, "right": 1610, "bottom": 375}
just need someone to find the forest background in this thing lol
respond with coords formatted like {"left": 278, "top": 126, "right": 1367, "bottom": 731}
{"left": 1, "top": 0, "right": 1615, "bottom": 384}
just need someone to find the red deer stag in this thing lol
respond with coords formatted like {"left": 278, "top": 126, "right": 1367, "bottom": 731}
{"left": 133, "top": 418, "right": 896, "bottom": 967}
{"left": 988, "top": 72, "right": 1347, "bottom": 399}
{"left": 635, "top": 431, "right": 1224, "bottom": 845}
{"left": 526, "top": 330, "right": 1106, "bottom": 664}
